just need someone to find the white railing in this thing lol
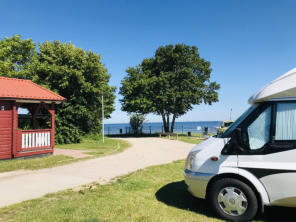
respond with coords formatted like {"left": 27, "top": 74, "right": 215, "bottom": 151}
{"left": 21, "top": 131, "right": 51, "bottom": 149}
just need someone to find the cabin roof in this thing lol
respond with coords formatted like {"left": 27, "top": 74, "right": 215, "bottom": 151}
{"left": 248, "top": 67, "right": 296, "bottom": 104}
{"left": 0, "top": 77, "right": 65, "bottom": 102}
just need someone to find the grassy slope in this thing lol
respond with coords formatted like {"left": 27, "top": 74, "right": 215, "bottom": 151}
{"left": 0, "top": 137, "right": 130, "bottom": 173}
{"left": 56, "top": 136, "right": 130, "bottom": 156}
{"left": 0, "top": 160, "right": 221, "bottom": 222}
{"left": 0, "top": 160, "right": 292, "bottom": 221}
{"left": 160, "top": 133, "right": 207, "bottom": 144}
{"left": 178, "top": 136, "right": 203, "bottom": 144}
{"left": 0, "top": 155, "right": 74, "bottom": 173}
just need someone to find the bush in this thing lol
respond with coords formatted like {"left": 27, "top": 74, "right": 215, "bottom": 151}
{"left": 55, "top": 115, "right": 81, "bottom": 144}
{"left": 130, "top": 113, "right": 145, "bottom": 135}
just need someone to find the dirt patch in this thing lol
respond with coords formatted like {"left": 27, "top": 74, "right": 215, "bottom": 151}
{"left": 54, "top": 149, "right": 92, "bottom": 159}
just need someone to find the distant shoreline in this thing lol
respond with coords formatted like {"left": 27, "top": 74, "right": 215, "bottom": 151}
{"left": 105, "top": 120, "right": 224, "bottom": 125}
{"left": 104, "top": 121, "right": 223, "bottom": 135}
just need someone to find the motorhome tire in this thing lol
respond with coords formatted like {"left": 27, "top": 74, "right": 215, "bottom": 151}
{"left": 208, "top": 178, "right": 258, "bottom": 221}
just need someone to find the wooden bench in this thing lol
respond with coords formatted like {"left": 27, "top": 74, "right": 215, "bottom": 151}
{"left": 159, "top": 132, "right": 178, "bottom": 140}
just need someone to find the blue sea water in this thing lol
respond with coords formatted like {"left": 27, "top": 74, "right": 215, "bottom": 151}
{"left": 104, "top": 121, "right": 222, "bottom": 135}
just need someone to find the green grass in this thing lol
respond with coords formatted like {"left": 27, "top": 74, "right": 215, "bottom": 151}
{"left": 0, "top": 160, "right": 289, "bottom": 222}
{"left": 0, "top": 155, "right": 75, "bottom": 173}
{"left": 56, "top": 135, "right": 131, "bottom": 157}
{"left": 178, "top": 134, "right": 204, "bottom": 144}
{"left": 161, "top": 133, "right": 212, "bottom": 144}
{"left": 0, "top": 160, "right": 220, "bottom": 222}
{"left": 0, "top": 136, "right": 130, "bottom": 173}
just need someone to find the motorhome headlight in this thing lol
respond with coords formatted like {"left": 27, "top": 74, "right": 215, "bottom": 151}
{"left": 185, "top": 151, "right": 200, "bottom": 171}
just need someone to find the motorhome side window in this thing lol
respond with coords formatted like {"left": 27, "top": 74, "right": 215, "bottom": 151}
{"left": 275, "top": 102, "right": 296, "bottom": 140}
{"left": 244, "top": 106, "right": 272, "bottom": 150}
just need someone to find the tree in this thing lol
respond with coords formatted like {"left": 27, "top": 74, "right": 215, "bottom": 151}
{"left": 0, "top": 35, "right": 116, "bottom": 144}
{"left": 129, "top": 113, "right": 145, "bottom": 135}
{"left": 120, "top": 44, "right": 220, "bottom": 133}
{"left": 0, "top": 35, "right": 36, "bottom": 79}
{"left": 32, "top": 41, "right": 116, "bottom": 143}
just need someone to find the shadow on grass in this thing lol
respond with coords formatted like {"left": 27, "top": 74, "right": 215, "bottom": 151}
{"left": 155, "top": 180, "right": 296, "bottom": 222}
{"left": 258, "top": 206, "right": 296, "bottom": 222}
{"left": 155, "top": 180, "right": 216, "bottom": 218}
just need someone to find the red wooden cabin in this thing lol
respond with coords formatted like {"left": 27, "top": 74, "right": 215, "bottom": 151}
{"left": 0, "top": 77, "right": 65, "bottom": 159}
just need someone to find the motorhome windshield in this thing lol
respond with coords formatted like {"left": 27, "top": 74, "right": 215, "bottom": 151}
{"left": 221, "top": 105, "right": 257, "bottom": 138}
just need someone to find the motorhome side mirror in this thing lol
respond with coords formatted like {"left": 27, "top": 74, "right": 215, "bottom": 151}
{"left": 232, "top": 128, "right": 247, "bottom": 153}
{"left": 222, "top": 128, "right": 244, "bottom": 155}
{"left": 232, "top": 128, "right": 242, "bottom": 145}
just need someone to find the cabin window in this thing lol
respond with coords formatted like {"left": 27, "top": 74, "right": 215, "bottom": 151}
{"left": 246, "top": 106, "right": 271, "bottom": 150}
{"left": 18, "top": 106, "right": 51, "bottom": 130}
{"left": 18, "top": 108, "right": 32, "bottom": 130}
{"left": 275, "top": 102, "right": 296, "bottom": 140}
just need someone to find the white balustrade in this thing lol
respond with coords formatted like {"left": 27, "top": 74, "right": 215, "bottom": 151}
{"left": 21, "top": 131, "right": 51, "bottom": 149}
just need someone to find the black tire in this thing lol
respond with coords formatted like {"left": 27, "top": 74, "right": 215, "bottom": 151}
{"left": 208, "top": 178, "right": 258, "bottom": 221}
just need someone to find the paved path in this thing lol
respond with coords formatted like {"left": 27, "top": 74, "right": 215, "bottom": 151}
{"left": 0, "top": 138, "right": 194, "bottom": 208}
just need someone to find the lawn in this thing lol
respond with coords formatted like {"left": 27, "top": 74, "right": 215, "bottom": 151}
{"left": 0, "top": 160, "right": 289, "bottom": 222}
{"left": 160, "top": 133, "right": 213, "bottom": 144}
{"left": 0, "top": 155, "right": 75, "bottom": 173}
{"left": 56, "top": 135, "right": 130, "bottom": 156}
{"left": 177, "top": 133, "right": 205, "bottom": 144}
{"left": 0, "top": 136, "right": 130, "bottom": 173}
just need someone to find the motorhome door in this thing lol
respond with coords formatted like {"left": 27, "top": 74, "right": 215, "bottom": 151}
{"left": 237, "top": 102, "right": 296, "bottom": 207}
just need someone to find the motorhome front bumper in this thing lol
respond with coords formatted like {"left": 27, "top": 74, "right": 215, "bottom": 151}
{"left": 184, "top": 169, "right": 214, "bottom": 199}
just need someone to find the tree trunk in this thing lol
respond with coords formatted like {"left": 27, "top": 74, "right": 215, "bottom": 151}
{"left": 161, "top": 112, "right": 170, "bottom": 133}
{"left": 161, "top": 113, "right": 167, "bottom": 133}
{"left": 166, "top": 113, "right": 170, "bottom": 132}
{"left": 170, "top": 114, "right": 176, "bottom": 133}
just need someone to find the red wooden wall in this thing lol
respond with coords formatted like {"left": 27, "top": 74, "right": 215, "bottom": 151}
{"left": 0, "top": 101, "right": 12, "bottom": 159}
{"left": 0, "top": 100, "right": 55, "bottom": 160}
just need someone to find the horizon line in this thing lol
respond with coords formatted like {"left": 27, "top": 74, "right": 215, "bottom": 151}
{"left": 104, "top": 120, "right": 225, "bottom": 124}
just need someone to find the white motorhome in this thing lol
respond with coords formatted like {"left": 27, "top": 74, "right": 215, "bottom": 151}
{"left": 185, "top": 67, "right": 296, "bottom": 221}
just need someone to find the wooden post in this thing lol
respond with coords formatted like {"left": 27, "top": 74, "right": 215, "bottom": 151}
{"left": 12, "top": 101, "right": 18, "bottom": 156}
{"left": 39, "top": 102, "right": 55, "bottom": 148}
{"left": 32, "top": 103, "right": 41, "bottom": 129}
{"left": 49, "top": 103, "right": 55, "bottom": 148}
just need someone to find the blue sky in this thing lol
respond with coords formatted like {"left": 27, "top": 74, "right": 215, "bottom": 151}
{"left": 1, "top": 0, "right": 296, "bottom": 123}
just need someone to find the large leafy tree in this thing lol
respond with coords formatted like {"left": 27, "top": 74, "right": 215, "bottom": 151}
{"left": 0, "top": 35, "right": 36, "bottom": 78}
{"left": 0, "top": 35, "right": 116, "bottom": 143}
{"left": 120, "top": 44, "right": 220, "bottom": 133}
{"left": 32, "top": 41, "right": 116, "bottom": 143}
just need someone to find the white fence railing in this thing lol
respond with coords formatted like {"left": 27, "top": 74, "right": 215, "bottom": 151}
{"left": 21, "top": 131, "right": 51, "bottom": 149}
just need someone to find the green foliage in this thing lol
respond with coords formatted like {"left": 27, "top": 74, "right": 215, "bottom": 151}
{"left": 55, "top": 115, "right": 81, "bottom": 144}
{"left": 0, "top": 35, "right": 116, "bottom": 144}
{"left": 129, "top": 113, "right": 145, "bottom": 135}
{"left": 32, "top": 41, "right": 116, "bottom": 143}
{"left": 0, "top": 34, "right": 36, "bottom": 78}
{"left": 120, "top": 44, "right": 220, "bottom": 133}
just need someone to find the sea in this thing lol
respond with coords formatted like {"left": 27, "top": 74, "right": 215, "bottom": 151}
{"left": 104, "top": 121, "right": 222, "bottom": 135}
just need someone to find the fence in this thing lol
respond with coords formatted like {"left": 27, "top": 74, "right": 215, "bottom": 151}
{"left": 104, "top": 124, "right": 220, "bottom": 136}
{"left": 18, "top": 129, "right": 52, "bottom": 150}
